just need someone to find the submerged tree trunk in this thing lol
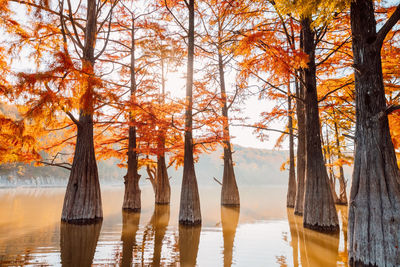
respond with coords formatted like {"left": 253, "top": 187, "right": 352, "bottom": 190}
{"left": 61, "top": 0, "right": 102, "bottom": 224}
{"left": 221, "top": 206, "right": 240, "bottom": 267}
{"left": 123, "top": 18, "right": 141, "bottom": 211}
{"left": 179, "top": 0, "right": 201, "bottom": 225}
{"left": 294, "top": 75, "right": 306, "bottom": 215}
{"left": 349, "top": 1, "right": 400, "bottom": 266}
{"left": 121, "top": 211, "right": 141, "bottom": 267}
{"left": 60, "top": 222, "right": 102, "bottom": 267}
{"left": 218, "top": 52, "right": 240, "bottom": 206}
{"left": 301, "top": 17, "right": 339, "bottom": 233}
{"left": 287, "top": 80, "right": 296, "bottom": 208}
{"left": 333, "top": 116, "right": 348, "bottom": 205}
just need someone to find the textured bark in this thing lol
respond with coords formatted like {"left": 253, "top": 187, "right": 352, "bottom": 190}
{"left": 301, "top": 17, "right": 339, "bottom": 233}
{"left": 294, "top": 75, "right": 306, "bottom": 216}
{"left": 287, "top": 81, "right": 296, "bottom": 208}
{"left": 60, "top": 222, "right": 102, "bottom": 267}
{"left": 123, "top": 18, "right": 141, "bottom": 211}
{"left": 61, "top": 0, "right": 102, "bottom": 224}
{"left": 349, "top": 1, "right": 400, "bottom": 266}
{"left": 221, "top": 206, "right": 240, "bottom": 267}
{"left": 120, "top": 211, "right": 141, "bottom": 267}
{"left": 179, "top": 225, "right": 201, "bottom": 267}
{"left": 149, "top": 205, "right": 170, "bottom": 266}
{"left": 218, "top": 52, "right": 240, "bottom": 206}
{"left": 155, "top": 143, "right": 171, "bottom": 204}
{"left": 179, "top": 0, "right": 201, "bottom": 225}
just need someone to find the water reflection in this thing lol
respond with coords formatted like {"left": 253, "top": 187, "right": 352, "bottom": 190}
{"left": 221, "top": 206, "right": 240, "bottom": 267}
{"left": 60, "top": 222, "right": 102, "bottom": 267}
{"left": 179, "top": 224, "right": 201, "bottom": 266}
{"left": 286, "top": 208, "right": 341, "bottom": 267}
{"left": 120, "top": 211, "right": 141, "bottom": 267}
{"left": 149, "top": 205, "right": 170, "bottom": 266}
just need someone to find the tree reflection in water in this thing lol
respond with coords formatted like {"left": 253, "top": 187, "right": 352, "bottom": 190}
{"left": 120, "top": 211, "right": 141, "bottom": 267}
{"left": 60, "top": 222, "right": 102, "bottom": 267}
{"left": 148, "top": 204, "right": 170, "bottom": 266}
{"left": 179, "top": 224, "right": 201, "bottom": 267}
{"left": 286, "top": 208, "right": 342, "bottom": 267}
{"left": 221, "top": 206, "right": 240, "bottom": 267}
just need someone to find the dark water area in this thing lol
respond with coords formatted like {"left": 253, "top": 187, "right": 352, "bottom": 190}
{"left": 0, "top": 185, "right": 348, "bottom": 266}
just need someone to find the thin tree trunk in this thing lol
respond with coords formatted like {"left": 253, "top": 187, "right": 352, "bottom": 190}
{"left": 218, "top": 51, "right": 240, "bottom": 206}
{"left": 61, "top": 0, "right": 102, "bottom": 224}
{"left": 349, "top": 1, "right": 400, "bottom": 266}
{"left": 301, "top": 17, "right": 339, "bottom": 233}
{"left": 123, "top": 17, "right": 141, "bottom": 211}
{"left": 221, "top": 206, "right": 240, "bottom": 267}
{"left": 150, "top": 205, "right": 170, "bottom": 266}
{"left": 121, "top": 211, "right": 141, "bottom": 267}
{"left": 155, "top": 58, "right": 171, "bottom": 204}
{"left": 294, "top": 74, "right": 306, "bottom": 216}
{"left": 179, "top": 0, "right": 201, "bottom": 225}
{"left": 333, "top": 114, "right": 348, "bottom": 205}
{"left": 60, "top": 222, "right": 102, "bottom": 267}
{"left": 323, "top": 126, "right": 340, "bottom": 204}
{"left": 287, "top": 80, "right": 296, "bottom": 208}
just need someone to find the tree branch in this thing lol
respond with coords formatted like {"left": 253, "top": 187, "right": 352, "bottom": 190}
{"left": 376, "top": 3, "right": 400, "bottom": 48}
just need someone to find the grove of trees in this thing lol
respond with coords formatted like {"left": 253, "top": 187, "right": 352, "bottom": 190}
{"left": 1, "top": 0, "right": 400, "bottom": 266}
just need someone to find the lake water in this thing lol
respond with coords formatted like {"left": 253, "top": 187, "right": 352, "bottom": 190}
{"left": 0, "top": 185, "right": 348, "bottom": 266}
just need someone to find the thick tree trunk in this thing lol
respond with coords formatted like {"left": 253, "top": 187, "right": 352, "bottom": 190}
{"left": 61, "top": 0, "right": 102, "bottom": 223}
{"left": 123, "top": 18, "right": 141, "bottom": 211}
{"left": 60, "top": 222, "right": 102, "bottom": 267}
{"left": 121, "top": 211, "right": 141, "bottom": 267}
{"left": 221, "top": 206, "right": 240, "bottom": 267}
{"left": 179, "top": 0, "right": 201, "bottom": 225}
{"left": 301, "top": 17, "right": 339, "bottom": 233}
{"left": 155, "top": 137, "right": 171, "bottom": 204}
{"left": 218, "top": 52, "right": 240, "bottom": 206}
{"left": 294, "top": 74, "right": 306, "bottom": 216}
{"left": 150, "top": 205, "right": 170, "bottom": 266}
{"left": 333, "top": 118, "right": 348, "bottom": 205}
{"left": 287, "top": 81, "right": 296, "bottom": 208}
{"left": 349, "top": 1, "right": 400, "bottom": 266}
{"left": 179, "top": 225, "right": 201, "bottom": 266}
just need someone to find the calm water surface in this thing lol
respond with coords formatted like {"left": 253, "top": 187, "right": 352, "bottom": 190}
{"left": 0, "top": 185, "right": 348, "bottom": 266}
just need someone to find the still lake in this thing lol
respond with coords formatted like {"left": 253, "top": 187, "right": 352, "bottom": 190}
{"left": 0, "top": 185, "right": 348, "bottom": 266}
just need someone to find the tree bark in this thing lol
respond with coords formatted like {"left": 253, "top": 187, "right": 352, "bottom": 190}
{"left": 179, "top": 0, "right": 201, "bottom": 225}
{"left": 287, "top": 80, "right": 296, "bottom": 208}
{"left": 60, "top": 222, "right": 102, "bottom": 267}
{"left": 123, "top": 17, "right": 141, "bottom": 212}
{"left": 218, "top": 51, "right": 240, "bottom": 206}
{"left": 61, "top": 0, "right": 102, "bottom": 224}
{"left": 294, "top": 74, "right": 306, "bottom": 216}
{"left": 121, "top": 211, "right": 141, "bottom": 267}
{"left": 349, "top": 1, "right": 400, "bottom": 266}
{"left": 150, "top": 205, "right": 170, "bottom": 266}
{"left": 301, "top": 17, "right": 339, "bottom": 233}
{"left": 323, "top": 126, "right": 340, "bottom": 204}
{"left": 221, "top": 206, "right": 240, "bottom": 267}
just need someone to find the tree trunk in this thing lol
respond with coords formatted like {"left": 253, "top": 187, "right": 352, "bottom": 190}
{"left": 221, "top": 206, "right": 240, "bottom": 267}
{"left": 179, "top": 0, "right": 201, "bottom": 225}
{"left": 218, "top": 52, "right": 240, "bottom": 206}
{"left": 61, "top": 0, "right": 102, "bottom": 224}
{"left": 301, "top": 17, "right": 339, "bottom": 233}
{"left": 323, "top": 126, "right": 340, "bottom": 204}
{"left": 123, "top": 17, "right": 141, "bottom": 211}
{"left": 121, "top": 211, "right": 141, "bottom": 267}
{"left": 333, "top": 116, "right": 348, "bottom": 205}
{"left": 287, "top": 80, "right": 296, "bottom": 208}
{"left": 349, "top": 1, "right": 400, "bottom": 266}
{"left": 294, "top": 74, "right": 306, "bottom": 216}
{"left": 150, "top": 205, "right": 170, "bottom": 266}
{"left": 60, "top": 222, "right": 102, "bottom": 267}
{"left": 179, "top": 225, "right": 201, "bottom": 267}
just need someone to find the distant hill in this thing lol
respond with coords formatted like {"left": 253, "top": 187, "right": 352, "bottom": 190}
{"left": 0, "top": 145, "right": 353, "bottom": 187}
